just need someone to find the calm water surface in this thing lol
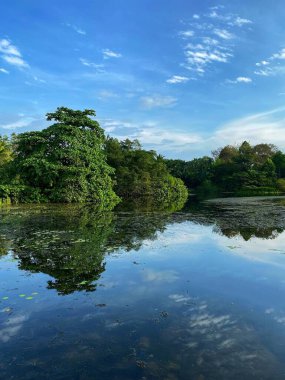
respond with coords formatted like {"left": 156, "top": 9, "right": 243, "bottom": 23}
{"left": 1, "top": 197, "right": 285, "bottom": 379}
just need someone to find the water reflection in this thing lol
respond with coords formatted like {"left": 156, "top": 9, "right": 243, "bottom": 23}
{"left": 1, "top": 197, "right": 285, "bottom": 295}
{"left": 1, "top": 198, "right": 285, "bottom": 379}
{"left": 0, "top": 204, "right": 180, "bottom": 294}
{"left": 185, "top": 196, "right": 285, "bottom": 240}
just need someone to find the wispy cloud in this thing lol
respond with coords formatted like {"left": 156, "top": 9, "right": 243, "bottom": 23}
{"left": 178, "top": 7, "right": 252, "bottom": 77}
{"left": 166, "top": 75, "right": 189, "bottom": 84}
{"left": 254, "top": 48, "right": 285, "bottom": 77}
{"left": 2, "top": 55, "right": 28, "bottom": 68}
{"left": 97, "top": 90, "right": 119, "bottom": 100}
{"left": 0, "top": 116, "right": 36, "bottom": 130}
{"left": 65, "top": 23, "right": 86, "bottom": 35}
{"left": 254, "top": 68, "right": 273, "bottom": 76}
{"left": 213, "top": 107, "right": 285, "bottom": 148}
{"left": 79, "top": 58, "right": 105, "bottom": 72}
{"left": 213, "top": 28, "right": 234, "bottom": 40}
{"left": 140, "top": 95, "right": 177, "bottom": 109}
{"left": 0, "top": 39, "right": 21, "bottom": 56}
{"left": 101, "top": 118, "right": 202, "bottom": 151}
{"left": 256, "top": 60, "right": 270, "bottom": 67}
{"left": 142, "top": 269, "right": 179, "bottom": 283}
{"left": 271, "top": 48, "right": 285, "bottom": 60}
{"left": 227, "top": 76, "right": 252, "bottom": 84}
{"left": 231, "top": 16, "right": 252, "bottom": 27}
{"left": 179, "top": 30, "right": 195, "bottom": 38}
{"left": 0, "top": 314, "right": 29, "bottom": 343}
{"left": 0, "top": 38, "right": 29, "bottom": 68}
{"left": 0, "top": 67, "right": 9, "bottom": 74}
{"left": 102, "top": 49, "right": 122, "bottom": 59}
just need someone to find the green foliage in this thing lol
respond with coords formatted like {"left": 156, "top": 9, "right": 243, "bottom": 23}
{"left": 166, "top": 141, "right": 282, "bottom": 196}
{"left": 11, "top": 107, "right": 120, "bottom": 207}
{"left": 277, "top": 178, "right": 285, "bottom": 192}
{"left": 166, "top": 157, "right": 214, "bottom": 188}
{"left": 1, "top": 107, "right": 284, "bottom": 205}
{"left": 105, "top": 137, "right": 188, "bottom": 204}
{"left": 272, "top": 151, "right": 285, "bottom": 178}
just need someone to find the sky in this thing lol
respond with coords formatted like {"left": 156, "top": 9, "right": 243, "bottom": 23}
{"left": 0, "top": 0, "right": 285, "bottom": 159}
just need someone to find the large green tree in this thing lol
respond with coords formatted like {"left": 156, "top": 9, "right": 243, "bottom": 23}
{"left": 12, "top": 107, "right": 120, "bottom": 206}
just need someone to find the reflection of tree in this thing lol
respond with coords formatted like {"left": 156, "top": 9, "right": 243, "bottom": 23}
{"left": 184, "top": 197, "right": 285, "bottom": 240}
{"left": 1, "top": 197, "right": 285, "bottom": 295}
{"left": 0, "top": 202, "right": 184, "bottom": 295}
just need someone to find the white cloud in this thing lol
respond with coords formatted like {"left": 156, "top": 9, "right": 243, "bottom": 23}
{"left": 102, "top": 49, "right": 122, "bottom": 59}
{"left": 178, "top": 7, "right": 250, "bottom": 76}
{"left": 142, "top": 269, "right": 179, "bottom": 283}
{"left": 66, "top": 23, "right": 86, "bottom": 35}
{"left": 184, "top": 48, "right": 232, "bottom": 73}
{"left": 166, "top": 75, "right": 189, "bottom": 84}
{"left": 0, "top": 314, "right": 28, "bottom": 343}
{"left": 254, "top": 68, "right": 273, "bottom": 76}
{"left": 137, "top": 127, "right": 201, "bottom": 146}
{"left": 73, "top": 27, "right": 86, "bottom": 35}
{"left": 256, "top": 60, "right": 270, "bottom": 67}
{"left": 0, "top": 39, "right": 21, "bottom": 56}
{"left": 79, "top": 58, "right": 105, "bottom": 72}
{"left": 227, "top": 76, "right": 252, "bottom": 84}
{"left": 33, "top": 76, "right": 46, "bottom": 83}
{"left": 213, "top": 28, "right": 234, "bottom": 40}
{"left": 140, "top": 95, "right": 177, "bottom": 108}
{"left": 98, "top": 90, "right": 118, "bottom": 100}
{"left": 254, "top": 48, "right": 285, "bottom": 77}
{"left": 272, "top": 48, "right": 285, "bottom": 60}
{"left": 0, "top": 68, "right": 9, "bottom": 74}
{"left": 0, "top": 117, "right": 36, "bottom": 130}
{"left": 231, "top": 16, "right": 252, "bottom": 27}
{"left": 101, "top": 118, "right": 202, "bottom": 152}
{"left": 236, "top": 76, "right": 252, "bottom": 83}
{"left": 213, "top": 107, "right": 285, "bottom": 148}
{"left": 0, "top": 38, "right": 28, "bottom": 68}
{"left": 179, "top": 30, "right": 195, "bottom": 38}
{"left": 2, "top": 55, "right": 28, "bottom": 68}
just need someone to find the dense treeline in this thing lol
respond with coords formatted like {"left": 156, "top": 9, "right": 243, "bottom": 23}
{"left": 105, "top": 137, "right": 188, "bottom": 206}
{"left": 0, "top": 107, "right": 188, "bottom": 207}
{"left": 166, "top": 141, "right": 285, "bottom": 196}
{"left": 1, "top": 107, "right": 285, "bottom": 207}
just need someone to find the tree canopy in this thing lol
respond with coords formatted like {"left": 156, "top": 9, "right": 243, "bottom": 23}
{"left": 166, "top": 141, "right": 285, "bottom": 197}
{"left": 0, "top": 107, "right": 188, "bottom": 208}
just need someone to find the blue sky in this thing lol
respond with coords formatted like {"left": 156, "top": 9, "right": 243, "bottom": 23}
{"left": 0, "top": 0, "right": 285, "bottom": 159}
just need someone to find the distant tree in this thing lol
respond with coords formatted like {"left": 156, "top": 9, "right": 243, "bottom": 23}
{"left": 212, "top": 145, "right": 238, "bottom": 163}
{"left": 253, "top": 143, "right": 278, "bottom": 164}
{"left": 272, "top": 151, "right": 285, "bottom": 178}
{"left": 105, "top": 137, "right": 188, "bottom": 204}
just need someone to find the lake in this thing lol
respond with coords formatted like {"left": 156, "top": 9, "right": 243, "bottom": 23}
{"left": 1, "top": 196, "right": 285, "bottom": 379}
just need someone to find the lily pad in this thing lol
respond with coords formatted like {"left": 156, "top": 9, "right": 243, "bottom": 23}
{"left": 26, "top": 296, "right": 33, "bottom": 300}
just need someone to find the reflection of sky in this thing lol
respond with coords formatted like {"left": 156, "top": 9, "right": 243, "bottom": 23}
{"left": 1, "top": 218, "right": 285, "bottom": 378}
